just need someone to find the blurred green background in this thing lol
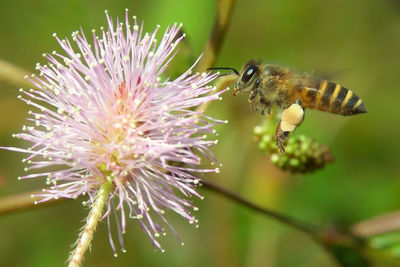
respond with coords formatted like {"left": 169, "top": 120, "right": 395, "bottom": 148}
{"left": 1, "top": 0, "right": 400, "bottom": 266}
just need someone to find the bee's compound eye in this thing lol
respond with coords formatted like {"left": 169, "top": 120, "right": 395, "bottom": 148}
{"left": 241, "top": 65, "right": 258, "bottom": 83}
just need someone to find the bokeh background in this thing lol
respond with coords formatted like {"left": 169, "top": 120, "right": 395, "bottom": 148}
{"left": 1, "top": 0, "right": 400, "bottom": 266}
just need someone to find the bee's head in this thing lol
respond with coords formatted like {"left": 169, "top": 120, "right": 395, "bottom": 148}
{"left": 234, "top": 60, "right": 260, "bottom": 96}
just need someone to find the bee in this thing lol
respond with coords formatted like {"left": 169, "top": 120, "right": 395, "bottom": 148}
{"left": 209, "top": 60, "right": 367, "bottom": 153}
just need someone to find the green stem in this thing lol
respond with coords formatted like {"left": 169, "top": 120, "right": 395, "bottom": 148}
{"left": 68, "top": 180, "right": 113, "bottom": 267}
{"left": 0, "top": 180, "right": 369, "bottom": 265}
{"left": 0, "top": 59, "right": 32, "bottom": 88}
{"left": 0, "top": 190, "right": 66, "bottom": 216}
{"left": 201, "top": 179, "right": 318, "bottom": 235}
{"left": 195, "top": 0, "right": 237, "bottom": 113}
{"left": 196, "top": 73, "right": 236, "bottom": 113}
{"left": 201, "top": 179, "right": 368, "bottom": 266}
{"left": 196, "top": 0, "right": 236, "bottom": 72}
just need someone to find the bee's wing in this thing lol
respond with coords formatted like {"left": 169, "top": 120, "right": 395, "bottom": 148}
{"left": 277, "top": 72, "right": 323, "bottom": 105}
{"left": 281, "top": 71, "right": 321, "bottom": 91}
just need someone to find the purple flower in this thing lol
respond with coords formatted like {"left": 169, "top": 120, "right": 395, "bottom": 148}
{"left": 3, "top": 10, "right": 226, "bottom": 253}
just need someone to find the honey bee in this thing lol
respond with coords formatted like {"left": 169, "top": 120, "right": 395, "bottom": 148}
{"left": 210, "top": 60, "right": 367, "bottom": 153}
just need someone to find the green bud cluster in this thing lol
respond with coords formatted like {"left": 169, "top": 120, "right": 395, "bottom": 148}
{"left": 253, "top": 119, "right": 333, "bottom": 174}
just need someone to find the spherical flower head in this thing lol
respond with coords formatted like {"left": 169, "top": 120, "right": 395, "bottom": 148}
{"left": 3, "top": 10, "right": 226, "bottom": 253}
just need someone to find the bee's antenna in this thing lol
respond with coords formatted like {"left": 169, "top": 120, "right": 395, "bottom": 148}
{"left": 217, "top": 73, "right": 237, "bottom": 77}
{"left": 207, "top": 67, "right": 239, "bottom": 76}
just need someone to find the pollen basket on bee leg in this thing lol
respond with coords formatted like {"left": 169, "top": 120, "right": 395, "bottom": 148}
{"left": 280, "top": 121, "right": 296, "bottom": 132}
{"left": 281, "top": 103, "right": 304, "bottom": 126}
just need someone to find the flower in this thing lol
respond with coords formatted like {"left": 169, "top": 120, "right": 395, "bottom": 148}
{"left": 3, "top": 10, "right": 226, "bottom": 253}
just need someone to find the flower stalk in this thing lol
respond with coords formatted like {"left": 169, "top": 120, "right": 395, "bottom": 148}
{"left": 201, "top": 179, "right": 317, "bottom": 235}
{"left": 196, "top": 0, "right": 236, "bottom": 72}
{"left": 0, "top": 59, "right": 32, "bottom": 88}
{"left": 68, "top": 179, "right": 113, "bottom": 267}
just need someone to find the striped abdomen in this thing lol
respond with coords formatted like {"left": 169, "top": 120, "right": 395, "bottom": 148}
{"left": 300, "top": 80, "right": 367, "bottom": 116}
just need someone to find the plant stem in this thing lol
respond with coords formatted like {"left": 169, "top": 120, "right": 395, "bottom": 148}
{"left": 0, "top": 190, "right": 66, "bottom": 216}
{"left": 196, "top": 0, "right": 236, "bottom": 73}
{"left": 0, "top": 180, "right": 318, "bottom": 236}
{"left": 197, "top": 74, "right": 237, "bottom": 113}
{"left": 201, "top": 180, "right": 369, "bottom": 265}
{"left": 68, "top": 180, "right": 113, "bottom": 267}
{"left": 0, "top": 179, "right": 369, "bottom": 266}
{"left": 0, "top": 59, "right": 32, "bottom": 88}
{"left": 352, "top": 210, "right": 400, "bottom": 237}
{"left": 0, "top": 179, "right": 319, "bottom": 236}
{"left": 7, "top": 176, "right": 394, "bottom": 242}
{"left": 201, "top": 179, "right": 318, "bottom": 235}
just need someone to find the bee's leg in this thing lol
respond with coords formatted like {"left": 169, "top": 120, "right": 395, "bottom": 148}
{"left": 261, "top": 107, "right": 271, "bottom": 116}
{"left": 275, "top": 122, "right": 289, "bottom": 153}
{"left": 257, "top": 86, "right": 272, "bottom": 116}
{"left": 274, "top": 101, "right": 305, "bottom": 153}
{"left": 260, "top": 100, "right": 272, "bottom": 115}
{"left": 249, "top": 89, "right": 259, "bottom": 111}
{"left": 249, "top": 79, "right": 262, "bottom": 103}
{"left": 249, "top": 89, "right": 258, "bottom": 102}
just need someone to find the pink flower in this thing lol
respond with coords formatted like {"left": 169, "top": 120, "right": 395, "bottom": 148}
{"left": 2, "top": 10, "right": 226, "bottom": 253}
